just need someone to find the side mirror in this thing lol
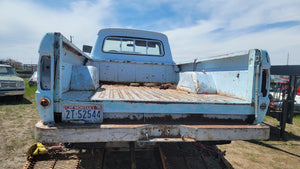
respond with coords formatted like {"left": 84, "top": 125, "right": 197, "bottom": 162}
{"left": 83, "top": 45, "right": 92, "bottom": 53}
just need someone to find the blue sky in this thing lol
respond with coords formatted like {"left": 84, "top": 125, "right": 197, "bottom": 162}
{"left": 0, "top": 0, "right": 300, "bottom": 65}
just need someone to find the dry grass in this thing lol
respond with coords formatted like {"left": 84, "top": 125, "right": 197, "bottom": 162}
{"left": 219, "top": 115, "right": 300, "bottom": 169}
{"left": 0, "top": 79, "right": 39, "bottom": 169}
{"left": 0, "top": 80, "right": 299, "bottom": 168}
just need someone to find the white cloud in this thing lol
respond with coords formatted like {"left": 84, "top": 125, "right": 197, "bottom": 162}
{"left": 196, "top": 0, "right": 300, "bottom": 31}
{"left": 0, "top": 0, "right": 299, "bottom": 66}
{"left": 0, "top": 0, "right": 114, "bottom": 63}
{"left": 167, "top": 25, "right": 300, "bottom": 65}
{"left": 165, "top": 0, "right": 300, "bottom": 65}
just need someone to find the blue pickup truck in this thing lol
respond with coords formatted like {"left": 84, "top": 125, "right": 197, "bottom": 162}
{"left": 35, "top": 28, "right": 270, "bottom": 144}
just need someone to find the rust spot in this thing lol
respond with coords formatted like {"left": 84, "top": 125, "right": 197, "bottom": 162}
{"left": 103, "top": 114, "right": 254, "bottom": 125}
{"left": 140, "top": 125, "right": 181, "bottom": 138}
{"left": 63, "top": 42, "right": 83, "bottom": 57}
{"left": 159, "top": 83, "right": 176, "bottom": 89}
{"left": 217, "top": 92, "right": 246, "bottom": 101}
{"left": 260, "top": 103, "right": 267, "bottom": 110}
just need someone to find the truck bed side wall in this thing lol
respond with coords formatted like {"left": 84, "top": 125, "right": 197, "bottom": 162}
{"left": 177, "top": 51, "right": 253, "bottom": 101}
{"left": 177, "top": 49, "right": 271, "bottom": 123}
{"left": 36, "top": 33, "right": 95, "bottom": 122}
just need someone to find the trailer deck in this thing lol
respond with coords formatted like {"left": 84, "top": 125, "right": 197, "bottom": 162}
{"left": 23, "top": 142, "right": 234, "bottom": 169}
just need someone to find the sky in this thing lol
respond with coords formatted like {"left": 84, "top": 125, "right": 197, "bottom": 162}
{"left": 0, "top": 0, "right": 300, "bottom": 65}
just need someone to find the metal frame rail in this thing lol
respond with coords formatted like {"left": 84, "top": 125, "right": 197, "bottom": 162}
{"left": 23, "top": 143, "right": 233, "bottom": 169}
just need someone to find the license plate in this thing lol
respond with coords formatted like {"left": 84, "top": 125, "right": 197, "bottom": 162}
{"left": 62, "top": 104, "right": 103, "bottom": 122}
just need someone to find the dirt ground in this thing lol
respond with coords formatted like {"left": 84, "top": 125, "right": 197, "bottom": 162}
{"left": 0, "top": 79, "right": 299, "bottom": 169}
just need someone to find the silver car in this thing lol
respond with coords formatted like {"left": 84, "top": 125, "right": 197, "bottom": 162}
{"left": 0, "top": 64, "right": 25, "bottom": 100}
{"left": 29, "top": 71, "right": 37, "bottom": 86}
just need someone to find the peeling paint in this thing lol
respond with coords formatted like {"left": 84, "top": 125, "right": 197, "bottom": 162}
{"left": 35, "top": 121, "right": 270, "bottom": 143}
{"left": 36, "top": 30, "right": 271, "bottom": 143}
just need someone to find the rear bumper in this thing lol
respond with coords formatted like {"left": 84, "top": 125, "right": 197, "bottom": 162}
{"left": 0, "top": 89, "right": 25, "bottom": 96}
{"left": 35, "top": 121, "right": 270, "bottom": 143}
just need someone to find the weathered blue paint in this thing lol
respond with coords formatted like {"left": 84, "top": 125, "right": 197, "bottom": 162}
{"left": 254, "top": 50, "right": 271, "bottom": 124}
{"left": 59, "top": 100, "right": 252, "bottom": 115}
{"left": 36, "top": 33, "right": 55, "bottom": 122}
{"left": 177, "top": 51, "right": 253, "bottom": 101}
{"left": 70, "top": 65, "right": 99, "bottom": 90}
{"left": 90, "top": 28, "right": 178, "bottom": 83}
{"left": 35, "top": 28, "right": 271, "bottom": 142}
{"left": 95, "top": 60, "right": 177, "bottom": 83}
{"left": 177, "top": 72, "right": 217, "bottom": 94}
{"left": 91, "top": 28, "right": 175, "bottom": 64}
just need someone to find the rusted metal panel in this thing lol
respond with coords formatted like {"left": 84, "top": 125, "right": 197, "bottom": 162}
{"left": 35, "top": 121, "right": 269, "bottom": 143}
{"left": 102, "top": 113, "right": 253, "bottom": 125}
{"left": 62, "top": 41, "right": 84, "bottom": 57}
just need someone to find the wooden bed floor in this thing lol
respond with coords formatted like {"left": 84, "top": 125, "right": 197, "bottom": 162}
{"left": 84, "top": 85, "right": 247, "bottom": 104}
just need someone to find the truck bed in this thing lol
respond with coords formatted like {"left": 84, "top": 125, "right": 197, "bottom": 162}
{"left": 60, "top": 84, "right": 253, "bottom": 124}
{"left": 63, "top": 85, "right": 247, "bottom": 104}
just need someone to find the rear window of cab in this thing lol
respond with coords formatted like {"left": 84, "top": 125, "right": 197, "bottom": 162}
{"left": 102, "top": 37, "right": 164, "bottom": 56}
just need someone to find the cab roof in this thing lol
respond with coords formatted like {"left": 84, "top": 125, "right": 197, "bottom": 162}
{"left": 98, "top": 28, "right": 168, "bottom": 41}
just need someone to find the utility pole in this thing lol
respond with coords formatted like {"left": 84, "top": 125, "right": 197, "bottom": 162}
{"left": 70, "top": 36, "right": 73, "bottom": 43}
{"left": 286, "top": 53, "right": 289, "bottom": 65}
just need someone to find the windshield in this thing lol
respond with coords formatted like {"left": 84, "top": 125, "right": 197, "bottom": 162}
{"left": 0, "top": 66, "right": 17, "bottom": 76}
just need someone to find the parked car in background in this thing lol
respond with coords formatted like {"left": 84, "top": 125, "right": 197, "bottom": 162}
{"left": 29, "top": 71, "right": 37, "bottom": 87}
{"left": 0, "top": 64, "right": 25, "bottom": 100}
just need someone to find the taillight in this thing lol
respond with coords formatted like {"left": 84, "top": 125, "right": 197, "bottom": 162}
{"left": 40, "top": 98, "right": 50, "bottom": 108}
